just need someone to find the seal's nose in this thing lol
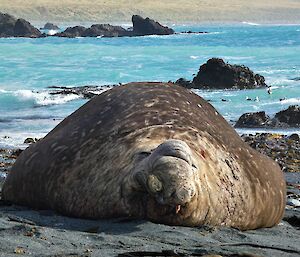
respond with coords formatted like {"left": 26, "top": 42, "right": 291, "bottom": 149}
{"left": 175, "top": 187, "right": 194, "bottom": 204}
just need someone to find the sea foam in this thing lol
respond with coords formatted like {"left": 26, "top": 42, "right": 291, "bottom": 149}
{"left": 242, "top": 22, "right": 260, "bottom": 26}
{"left": 13, "top": 90, "right": 81, "bottom": 106}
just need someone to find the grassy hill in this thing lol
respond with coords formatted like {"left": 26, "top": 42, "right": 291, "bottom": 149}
{"left": 1, "top": 0, "right": 300, "bottom": 24}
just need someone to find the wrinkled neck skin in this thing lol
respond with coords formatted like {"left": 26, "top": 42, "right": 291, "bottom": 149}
{"left": 121, "top": 139, "right": 209, "bottom": 226}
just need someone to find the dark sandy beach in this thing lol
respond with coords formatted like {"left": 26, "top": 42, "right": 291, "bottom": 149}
{"left": 0, "top": 201, "right": 299, "bottom": 257}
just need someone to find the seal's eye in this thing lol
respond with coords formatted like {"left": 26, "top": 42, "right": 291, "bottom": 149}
{"left": 147, "top": 174, "right": 163, "bottom": 193}
{"left": 139, "top": 151, "right": 151, "bottom": 157}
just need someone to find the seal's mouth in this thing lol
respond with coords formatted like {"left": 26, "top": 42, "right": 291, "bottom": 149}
{"left": 154, "top": 194, "right": 189, "bottom": 216}
{"left": 159, "top": 202, "right": 188, "bottom": 216}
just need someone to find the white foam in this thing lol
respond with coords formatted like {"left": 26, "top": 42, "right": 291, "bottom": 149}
{"left": 267, "top": 78, "right": 296, "bottom": 86}
{"left": 242, "top": 21, "right": 260, "bottom": 26}
{"left": 190, "top": 55, "right": 199, "bottom": 59}
{"left": 142, "top": 34, "right": 173, "bottom": 39}
{"left": 209, "top": 32, "right": 223, "bottom": 35}
{"left": 222, "top": 56, "right": 254, "bottom": 61}
{"left": 236, "top": 128, "right": 300, "bottom": 136}
{"left": 47, "top": 29, "right": 58, "bottom": 36}
{"left": 0, "top": 131, "right": 47, "bottom": 149}
{"left": 0, "top": 173, "right": 7, "bottom": 179}
{"left": 13, "top": 90, "right": 81, "bottom": 106}
{"left": 279, "top": 98, "right": 300, "bottom": 105}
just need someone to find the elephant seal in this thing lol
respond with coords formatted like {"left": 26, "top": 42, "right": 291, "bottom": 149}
{"left": 2, "top": 82, "right": 286, "bottom": 230}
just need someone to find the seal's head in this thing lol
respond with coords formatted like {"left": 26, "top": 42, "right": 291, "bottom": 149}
{"left": 133, "top": 139, "right": 199, "bottom": 223}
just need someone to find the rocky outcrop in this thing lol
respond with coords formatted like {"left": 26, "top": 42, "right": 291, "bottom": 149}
{"left": 14, "top": 19, "right": 42, "bottom": 38}
{"left": 41, "top": 22, "right": 60, "bottom": 30}
{"left": 0, "top": 13, "right": 16, "bottom": 37}
{"left": 0, "top": 12, "right": 42, "bottom": 38}
{"left": 56, "top": 24, "right": 131, "bottom": 38}
{"left": 275, "top": 105, "right": 300, "bottom": 127}
{"left": 55, "top": 15, "right": 174, "bottom": 38}
{"left": 235, "top": 111, "right": 274, "bottom": 128}
{"left": 132, "top": 15, "right": 174, "bottom": 36}
{"left": 83, "top": 24, "right": 131, "bottom": 37}
{"left": 48, "top": 85, "right": 113, "bottom": 99}
{"left": 55, "top": 26, "right": 87, "bottom": 38}
{"left": 175, "top": 78, "right": 193, "bottom": 88}
{"left": 235, "top": 105, "right": 300, "bottom": 128}
{"left": 241, "top": 133, "right": 300, "bottom": 172}
{"left": 192, "top": 58, "right": 267, "bottom": 89}
{"left": 23, "top": 138, "right": 38, "bottom": 144}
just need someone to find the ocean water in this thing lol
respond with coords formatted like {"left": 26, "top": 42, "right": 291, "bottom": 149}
{"left": 0, "top": 23, "right": 300, "bottom": 148}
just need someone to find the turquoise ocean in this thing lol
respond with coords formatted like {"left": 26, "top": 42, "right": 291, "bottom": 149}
{"left": 0, "top": 23, "right": 300, "bottom": 148}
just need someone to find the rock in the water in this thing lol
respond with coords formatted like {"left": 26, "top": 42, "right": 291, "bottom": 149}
{"left": 236, "top": 106, "right": 300, "bottom": 129}
{"left": 0, "top": 12, "right": 41, "bottom": 38}
{"left": 132, "top": 15, "right": 174, "bottom": 36}
{"left": 289, "top": 133, "right": 300, "bottom": 141}
{"left": 291, "top": 77, "right": 300, "bottom": 81}
{"left": 82, "top": 24, "right": 130, "bottom": 37}
{"left": 0, "top": 12, "right": 16, "bottom": 37}
{"left": 235, "top": 111, "right": 273, "bottom": 128}
{"left": 48, "top": 85, "right": 113, "bottom": 99}
{"left": 192, "top": 58, "right": 267, "bottom": 89}
{"left": 175, "top": 78, "right": 192, "bottom": 88}
{"left": 24, "top": 138, "right": 37, "bottom": 144}
{"left": 14, "top": 19, "right": 42, "bottom": 38}
{"left": 41, "top": 22, "right": 60, "bottom": 30}
{"left": 275, "top": 105, "right": 300, "bottom": 127}
{"left": 55, "top": 15, "right": 174, "bottom": 38}
{"left": 55, "top": 26, "right": 87, "bottom": 38}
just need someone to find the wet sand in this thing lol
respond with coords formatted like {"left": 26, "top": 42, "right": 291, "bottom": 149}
{"left": 0, "top": 202, "right": 299, "bottom": 257}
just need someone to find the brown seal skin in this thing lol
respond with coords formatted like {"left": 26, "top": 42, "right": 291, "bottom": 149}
{"left": 2, "top": 82, "right": 286, "bottom": 230}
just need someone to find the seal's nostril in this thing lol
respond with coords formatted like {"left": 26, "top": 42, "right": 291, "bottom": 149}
{"left": 170, "top": 191, "right": 176, "bottom": 198}
{"left": 177, "top": 188, "right": 191, "bottom": 202}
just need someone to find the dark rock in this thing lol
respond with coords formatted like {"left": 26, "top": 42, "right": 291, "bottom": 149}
{"left": 289, "top": 134, "right": 300, "bottom": 141}
{"left": 175, "top": 78, "right": 192, "bottom": 88}
{"left": 0, "top": 12, "right": 41, "bottom": 38}
{"left": 132, "top": 15, "right": 174, "bottom": 36}
{"left": 181, "top": 30, "right": 209, "bottom": 34}
{"left": 55, "top": 26, "right": 87, "bottom": 38}
{"left": 0, "top": 12, "right": 16, "bottom": 37}
{"left": 241, "top": 133, "right": 300, "bottom": 173}
{"left": 48, "top": 85, "right": 114, "bottom": 99}
{"left": 14, "top": 19, "right": 41, "bottom": 38}
{"left": 235, "top": 111, "right": 272, "bottom": 128}
{"left": 56, "top": 15, "right": 174, "bottom": 38}
{"left": 10, "top": 149, "right": 23, "bottom": 159}
{"left": 275, "top": 105, "right": 300, "bottom": 127}
{"left": 82, "top": 24, "right": 130, "bottom": 37}
{"left": 41, "top": 22, "right": 60, "bottom": 30}
{"left": 236, "top": 106, "right": 300, "bottom": 129}
{"left": 291, "top": 77, "right": 300, "bottom": 81}
{"left": 192, "top": 58, "right": 268, "bottom": 89}
{"left": 24, "top": 138, "right": 36, "bottom": 144}
{"left": 56, "top": 24, "right": 130, "bottom": 38}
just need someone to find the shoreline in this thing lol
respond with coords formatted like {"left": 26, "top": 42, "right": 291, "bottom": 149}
{"left": 15, "top": 19, "right": 300, "bottom": 29}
